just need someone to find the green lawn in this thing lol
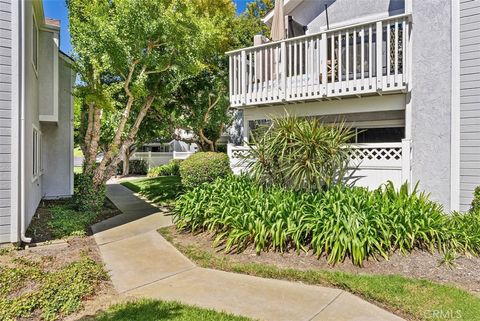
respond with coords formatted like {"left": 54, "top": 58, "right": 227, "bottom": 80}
{"left": 81, "top": 299, "right": 253, "bottom": 321}
{"left": 159, "top": 227, "right": 480, "bottom": 321}
{"left": 121, "top": 176, "right": 182, "bottom": 206}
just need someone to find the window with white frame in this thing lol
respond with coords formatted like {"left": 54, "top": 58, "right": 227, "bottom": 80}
{"left": 32, "top": 127, "right": 42, "bottom": 180}
{"left": 32, "top": 14, "right": 38, "bottom": 71}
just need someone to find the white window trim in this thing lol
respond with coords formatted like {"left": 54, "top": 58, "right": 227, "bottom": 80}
{"left": 32, "top": 11, "right": 39, "bottom": 77}
{"left": 32, "top": 125, "right": 43, "bottom": 183}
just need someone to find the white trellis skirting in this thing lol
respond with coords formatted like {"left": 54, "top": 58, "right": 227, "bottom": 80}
{"left": 227, "top": 140, "right": 412, "bottom": 190}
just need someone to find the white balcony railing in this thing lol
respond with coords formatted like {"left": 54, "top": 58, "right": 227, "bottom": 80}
{"left": 227, "top": 14, "right": 411, "bottom": 107}
{"left": 227, "top": 140, "right": 411, "bottom": 189}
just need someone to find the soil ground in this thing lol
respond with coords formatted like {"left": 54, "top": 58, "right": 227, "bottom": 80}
{"left": 1, "top": 199, "right": 124, "bottom": 320}
{"left": 162, "top": 226, "right": 480, "bottom": 295}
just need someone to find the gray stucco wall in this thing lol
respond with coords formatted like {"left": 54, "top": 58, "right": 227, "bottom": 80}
{"left": 288, "top": 0, "right": 404, "bottom": 34}
{"left": 410, "top": 0, "right": 452, "bottom": 210}
{"left": 24, "top": 3, "right": 42, "bottom": 227}
{"left": 41, "top": 57, "right": 73, "bottom": 198}
{"left": 38, "top": 29, "right": 55, "bottom": 118}
{"left": 459, "top": 0, "right": 480, "bottom": 211}
{"left": 0, "top": 0, "right": 12, "bottom": 243}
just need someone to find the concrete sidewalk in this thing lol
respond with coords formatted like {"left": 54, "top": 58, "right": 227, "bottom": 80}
{"left": 92, "top": 183, "right": 404, "bottom": 321}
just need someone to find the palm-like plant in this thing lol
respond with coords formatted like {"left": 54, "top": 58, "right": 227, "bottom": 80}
{"left": 245, "top": 114, "right": 356, "bottom": 192}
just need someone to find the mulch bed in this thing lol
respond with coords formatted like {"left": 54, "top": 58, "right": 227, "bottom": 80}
{"left": 163, "top": 226, "right": 480, "bottom": 295}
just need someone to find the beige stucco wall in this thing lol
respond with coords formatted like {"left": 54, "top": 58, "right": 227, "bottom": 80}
{"left": 41, "top": 56, "right": 73, "bottom": 198}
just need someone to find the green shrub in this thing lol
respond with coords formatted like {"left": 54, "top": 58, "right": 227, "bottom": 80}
{"left": 179, "top": 152, "right": 232, "bottom": 189}
{"left": 74, "top": 173, "right": 106, "bottom": 213}
{"left": 245, "top": 115, "right": 355, "bottom": 192}
{"left": 147, "top": 159, "right": 182, "bottom": 177}
{"left": 471, "top": 186, "right": 480, "bottom": 212}
{"left": 175, "top": 175, "right": 480, "bottom": 266}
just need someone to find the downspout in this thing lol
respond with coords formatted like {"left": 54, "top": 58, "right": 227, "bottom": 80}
{"left": 19, "top": 0, "right": 31, "bottom": 243}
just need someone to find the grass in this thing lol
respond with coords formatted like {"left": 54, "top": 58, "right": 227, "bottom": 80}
{"left": 80, "top": 299, "right": 254, "bottom": 321}
{"left": 0, "top": 254, "right": 107, "bottom": 321}
{"left": 159, "top": 227, "right": 480, "bottom": 321}
{"left": 74, "top": 166, "right": 83, "bottom": 174}
{"left": 121, "top": 176, "right": 183, "bottom": 206}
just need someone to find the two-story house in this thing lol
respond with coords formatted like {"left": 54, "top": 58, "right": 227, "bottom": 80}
{"left": 0, "top": 0, "right": 74, "bottom": 243}
{"left": 227, "top": 0, "right": 480, "bottom": 212}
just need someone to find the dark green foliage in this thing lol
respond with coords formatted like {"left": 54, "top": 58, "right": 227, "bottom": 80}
{"left": 0, "top": 256, "right": 107, "bottom": 321}
{"left": 471, "top": 186, "right": 480, "bottom": 212}
{"left": 148, "top": 159, "right": 182, "bottom": 177}
{"left": 126, "top": 160, "right": 148, "bottom": 175}
{"left": 245, "top": 115, "right": 356, "bottom": 192}
{"left": 85, "top": 299, "right": 253, "bottom": 321}
{"left": 179, "top": 152, "right": 232, "bottom": 189}
{"left": 175, "top": 175, "right": 480, "bottom": 266}
{"left": 74, "top": 173, "right": 106, "bottom": 213}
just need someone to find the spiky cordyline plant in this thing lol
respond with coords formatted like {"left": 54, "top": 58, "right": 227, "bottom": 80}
{"left": 244, "top": 114, "right": 356, "bottom": 192}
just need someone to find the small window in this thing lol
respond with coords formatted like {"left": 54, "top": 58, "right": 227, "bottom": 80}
{"left": 32, "top": 14, "right": 38, "bottom": 71}
{"left": 32, "top": 128, "right": 42, "bottom": 180}
{"left": 33, "top": 130, "right": 38, "bottom": 177}
{"left": 356, "top": 127, "right": 404, "bottom": 143}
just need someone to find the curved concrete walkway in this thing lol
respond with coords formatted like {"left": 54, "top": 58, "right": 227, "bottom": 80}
{"left": 92, "top": 183, "right": 404, "bottom": 321}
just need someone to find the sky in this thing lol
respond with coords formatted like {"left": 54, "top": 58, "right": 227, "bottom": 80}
{"left": 42, "top": 0, "right": 255, "bottom": 55}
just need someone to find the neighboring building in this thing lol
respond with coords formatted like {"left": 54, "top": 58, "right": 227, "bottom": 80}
{"left": 0, "top": 0, "right": 74, "bottom": 243}
{"left": 227, "top": 0, "right": 480, "bottom": 212}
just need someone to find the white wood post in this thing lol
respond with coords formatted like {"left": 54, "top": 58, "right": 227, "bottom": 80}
{"left": 229, "top": 55, "right": 232, "bottom": 103}
{"left": 376, "top": 21, "right": 383, "bottom": 92}
{"left": 401, "top": 139, "right": 411, "bottom": 185}
{"left": 321, "top": 33, "right": 327, "bottom": 96}
{"left": 281, "top": 41, "right": 287, "bottom": 101}
{"left": 241, "top": 50, "right": 247, "bottom": 105}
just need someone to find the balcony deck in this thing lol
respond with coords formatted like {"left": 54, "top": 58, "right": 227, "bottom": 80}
{"left": 227, "top": 14, "right": 411, "bottom": 108}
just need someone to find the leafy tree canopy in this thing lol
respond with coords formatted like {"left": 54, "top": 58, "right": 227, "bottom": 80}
{"left": 69, "top": 0, "right": 229, "bottom": 202}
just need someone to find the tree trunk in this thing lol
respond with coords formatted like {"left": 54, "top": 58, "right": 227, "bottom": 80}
{"left": 122, "top": 149, "right": 130, "bottom": 176}
{"left": 122, "top": 146, "right": 135, "bottom": 176}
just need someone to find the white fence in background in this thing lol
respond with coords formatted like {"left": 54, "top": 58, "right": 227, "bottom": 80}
{"left": 131, "top": 151, "right": 195, "bottom": 169}
{"left": 227, "top": 140, "right": 411, "bottom": 190}
{"left": 227, "top": 14, "right": 411, "bottom": 107}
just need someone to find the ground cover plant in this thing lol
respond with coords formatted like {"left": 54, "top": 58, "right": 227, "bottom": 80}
{"left": 121, "top": 176, "right": 183, "bottom": 206}
{"left": 159, "top": 227, "right": 480, "bottom": 321}
{"left": 174, "top": 175, "right": 480, "bottom": 266}
{"left": 80, "top": 299, "right": 253, "bottom": 321}
{"left": 0, "top": 252, "right": 108, "bottom": 321}
{"left": 26, "top": 198, "right": 120, "bottom": 242}
{"left": 179, "top": 152, "right": 231, "bottom": 189}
